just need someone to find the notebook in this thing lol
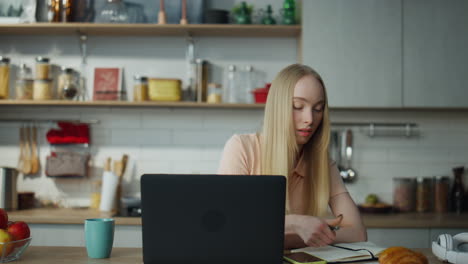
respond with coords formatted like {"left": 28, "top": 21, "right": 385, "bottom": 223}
{"left": 140, "top": 174, "right": 286, "bottom": 264}
{"left": 291, "top": 241, "right": 386, "bottom": 263}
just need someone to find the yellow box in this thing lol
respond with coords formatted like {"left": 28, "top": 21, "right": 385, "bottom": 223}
{"left": 148, "top": 78, "right": 182, "bottom": 101}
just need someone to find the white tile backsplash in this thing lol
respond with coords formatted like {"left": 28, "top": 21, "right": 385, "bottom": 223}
{"left": 2, "top": 107, "right": 468, "bottom": 208}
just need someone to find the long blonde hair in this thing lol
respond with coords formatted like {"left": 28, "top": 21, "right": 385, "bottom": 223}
{"left": 260, "top": 64, "right": 331, "bottom": 217}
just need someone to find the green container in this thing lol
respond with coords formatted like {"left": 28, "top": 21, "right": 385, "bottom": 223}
{"left": 84, "top": 218, "right": 115, "bottom": 259}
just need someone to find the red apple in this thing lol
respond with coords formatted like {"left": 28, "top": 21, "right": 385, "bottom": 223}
{"left": 7, "top": 221, "right": 30, "bottom": 241}
{"left": 0, "top": 209, "right": 8, "bottom": 229}
{"left": 0, "top": 229, "right": 13, "bottom": 256}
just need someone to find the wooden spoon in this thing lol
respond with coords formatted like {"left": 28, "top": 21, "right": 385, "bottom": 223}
{"left": 22, "top": 126, "right": 32, "bottom": 174}
{"left": 30, "top": 125, "right": 40, "bottom": 174}
{"left": 17, "top": 127, "right": 25, "bottom": 172}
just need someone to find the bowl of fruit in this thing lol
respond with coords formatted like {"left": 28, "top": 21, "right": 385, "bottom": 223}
{"left": 0, "top": 209, "right": 31, "bottom": 263}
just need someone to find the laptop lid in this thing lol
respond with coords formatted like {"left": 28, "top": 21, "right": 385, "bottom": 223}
{"left": 141, "top": 174, "right": 286, "bottom": 264}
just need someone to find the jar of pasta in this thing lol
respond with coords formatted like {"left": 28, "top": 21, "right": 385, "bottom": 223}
{"left": 33, "top": 79, "right": 53, "bottom": 100}
{"left": 434, "top": 176, "right": 449, "bottom": 213}
{"left": 0, "top": 56, "right": 10, "bottom": 99}
{"left": 15, "top": 79, "right": 34, "bottom": 100}
{"left": 133, "top": 75, "right": 148, "bottom": 101}
{"left": 393, "top": 177, "right": 416, "bottom": 212}
{"left": 416, "top": 177, "right": 433, "bottom": 213}
{"left": 35, "top": 56, "right": 51, "bottom": 80}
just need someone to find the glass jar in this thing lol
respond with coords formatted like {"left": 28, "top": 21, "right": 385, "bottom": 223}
{"left": 95, "top": 0, "right": 129, "bottom": 23}
{"left": 58, "top": 67, "right": 78, "bottom": 100}
{"left": 207, "top": 83, "right": 222, "bottom": 103}
{"left": 393, "top": 177, "right": 416, "bottom": 212}
{"left": 15, "top": 79, "right": 34, "bottom": 100}
{"left": 0, "top": 56, "right": 10, "bottom": 99}
{"left": 416, "top": 177, "right": 433, "bottom": 213}
{"left": 434, "top": 176, "right": 450, "bottom": 213}
{"left": 133, "top": 75, "right": 148, "bottom": 101}
{"left": 35, "top": 56, "right": 50, "bottom": 80}
{"left": 18, "top": 63, "right": 32, "bottom": 80}
{"left": 33, "top": 79, "right": 53, "bottom": 100}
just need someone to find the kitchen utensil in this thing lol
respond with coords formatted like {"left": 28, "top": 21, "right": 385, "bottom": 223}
{"left": 30, "top": 125, "right": 40, "bottom": 174}
{"left": 158, "top": 0, "right": 166, "bottom": 24}
{"left": 0, "top": 167, "right": 18, "bottom": 210}
{"left": 100, "top": 158, "right": 119, "bottom": 212}
{"left": 22, "top": 126, "right": 32, "bottom": 175}
{"left": 339, "top": 129, "right": 357, "bottom": 183}
{"left": 180, "top": 0, "right": 187, "bottom": 24}
{"left": 17, "top": 127, "right": 25, "bottom": 174}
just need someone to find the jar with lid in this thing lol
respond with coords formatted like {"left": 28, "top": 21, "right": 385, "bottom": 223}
{"left": 15, "top": 64, "right": 33, "bottom": 100}
{"left": 0, "top": 56, "right": 10, "bottom": 99}
{"left": 33, "top": 79, "right": 53, "bottom": 100}
{"left": 133, "top": 75, "right": 148, "bottom": 102}
{"left": 35, "top": 57, "right": 51, "bottom": 80}
{"left": 434, "top": 176, "right": 450, "bottom": 213}
{"left": 393, "top": 177, "right": 416, "bottom": 212}
{"left": 207, "top": 83, "right": 222, "bottom": 103}
{"left": 58, "top": 67, "right": 78, "bottom": 100}
{"left": 416, "top": 177, "right": 433, "bottom": 213}
{"left": 450, "top": 166, "right": 465, "bottom": 214}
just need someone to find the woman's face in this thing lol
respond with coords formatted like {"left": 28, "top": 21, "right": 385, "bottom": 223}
{"left": 292, "top": 75, "right": 325, "bottom": 146}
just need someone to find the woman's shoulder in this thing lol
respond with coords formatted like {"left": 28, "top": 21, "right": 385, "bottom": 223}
{"left": 225, "top": 133, "right": 260, "bottom": 154}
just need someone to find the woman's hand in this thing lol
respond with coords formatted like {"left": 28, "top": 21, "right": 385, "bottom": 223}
{"left": 292, "top": 215, "right": 343, "bottom": 247}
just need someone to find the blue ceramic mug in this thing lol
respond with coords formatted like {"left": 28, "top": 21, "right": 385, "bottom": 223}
{"left": 84, "top": 218, "right": 115, "bottom": 258}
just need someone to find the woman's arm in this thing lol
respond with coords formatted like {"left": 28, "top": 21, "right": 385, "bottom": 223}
{"left": 284, "top": 214, "right": 337, "bottom": 249}
{"left": 328, "top": 192, "right": 367, "bottom": 243}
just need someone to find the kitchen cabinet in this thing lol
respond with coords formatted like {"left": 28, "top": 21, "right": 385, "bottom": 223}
{"left": 403, "top": 0, "right": 468, "bottom": 107}
{"left": 301, "top": 0, "right": 402, "bottom": 107}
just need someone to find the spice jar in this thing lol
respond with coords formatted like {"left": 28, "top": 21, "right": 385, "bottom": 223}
{"left": 133, "top": 75, "right": 148, "bottom": 101}
{"left": 35, "top": 57, "right": 50, "bottom": 80}
{"left": 0, "top": 56, "right": 10, "bottom": 99}
{"left": 15, "top": 79, "right": 34, "bottom": 100}
{"left": 393, "top": 177, "right": 416, "bottom": 212}
{"left": 33, "top": 79, "right": 53, "bottom": 100}
{"left": 58, "top": 67, "right": 78, "bottom": 100}
{"left": 207, "top": 83, "right": 222, "bottom": 103}
{"left": 416, "top": 177, "right": 433, "bottom": 213}
{"left": 434, "top": 176, "right": 450, "bottom": 213}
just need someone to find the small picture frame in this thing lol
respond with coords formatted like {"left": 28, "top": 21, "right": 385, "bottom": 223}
{"left": 93, "top": 67, "right": 123, "bottom": 101}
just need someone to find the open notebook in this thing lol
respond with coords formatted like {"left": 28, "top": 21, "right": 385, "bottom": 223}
{"left": 291, "top": 242, "right": 385, "bottom": 263}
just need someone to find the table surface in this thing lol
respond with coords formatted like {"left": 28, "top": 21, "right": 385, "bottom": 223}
{"left": 13, "top": 247, "right": 442, "bottom": 264}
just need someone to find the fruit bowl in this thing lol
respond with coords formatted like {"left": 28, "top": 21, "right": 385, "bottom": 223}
{"left": 0, "top": 237, "right": 32, "bottom": 263}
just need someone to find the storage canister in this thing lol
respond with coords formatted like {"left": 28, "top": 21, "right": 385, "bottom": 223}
{"left": 393, "top": 177, "right": 416, "bottom": 212}
{"left": 148, "top": 78, "right": 182, "bottom": 101}
{"left": 416, "top": 177, "right": 433, "bottom": 213}
{"left": 35, "top": 56, "right": 51, "bottom": 79}
{"left": 133, "top": 75, "right": 148, "bottom": 102}
{"left": 0, "top": 167, "right": 18, "bottom": 210}
{"left": 33, "top": 79, "right": 53, "bottom": 100}
{"left": 434, "top": 176, "right": 450, "bottom": 213}
{"left": 207, "top": 83, "right": 222, "bottom": 103}
{"left": 0, "top": 56, "right": 10, "bottom": 99}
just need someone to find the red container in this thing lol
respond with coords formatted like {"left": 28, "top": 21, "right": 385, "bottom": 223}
{"left": 252, "top": 83, "right": 271, "bottom": 103}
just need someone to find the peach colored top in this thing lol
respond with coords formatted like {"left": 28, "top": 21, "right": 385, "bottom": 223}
{"left": 217, "top": 134, "right": 348, "bottom": 214}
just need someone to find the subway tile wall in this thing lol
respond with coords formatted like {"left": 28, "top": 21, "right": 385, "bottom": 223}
{"left": 1, "top": 107, "right": 467, "bottom": 208}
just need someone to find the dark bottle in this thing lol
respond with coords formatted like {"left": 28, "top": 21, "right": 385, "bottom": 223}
{"left": 450, "top": 166, "right": 465, "bottom": 214}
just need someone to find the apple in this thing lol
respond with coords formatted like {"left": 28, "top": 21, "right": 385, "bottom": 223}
{"left": 7, "top": 221, "right": 30, "bottom": 249}
{"left": 0, "top": 209, "right": 8, "bottom": 229}
{"left": 0, "top": 229, "right": 13, "bottom": 256}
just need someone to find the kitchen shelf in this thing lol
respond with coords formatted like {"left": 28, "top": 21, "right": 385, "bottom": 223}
{"left": 0, "top": 23, "right": 301, "bottom": 37}
{"left": 0, "top": 100, "right": 265, "bottom": 109}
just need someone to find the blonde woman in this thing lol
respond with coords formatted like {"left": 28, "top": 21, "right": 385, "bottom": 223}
{"left": 218, "top": 64, "right": 367, "bottom": 249}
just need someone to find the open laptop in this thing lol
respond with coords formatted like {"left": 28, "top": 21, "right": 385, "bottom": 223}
{"left": 140, "top": 174, "right": 286, "bottom": 264}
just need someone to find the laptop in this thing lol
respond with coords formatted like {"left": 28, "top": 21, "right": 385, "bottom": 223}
{"left": 140, "top": 174, "right": 286, "bottom": 264}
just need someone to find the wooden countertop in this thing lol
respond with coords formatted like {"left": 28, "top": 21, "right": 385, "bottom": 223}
{"left": 15, "top": 247, "right": 442, "bottom": 264}
{"left": 8, "top": 208, "right": 468, "bottom": 228}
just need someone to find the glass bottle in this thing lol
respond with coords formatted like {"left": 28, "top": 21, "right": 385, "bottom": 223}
{"left": 58, "top": 67, "right": 78, "bottom": 100}
{"left": 225, "top": 65, "right": 238, "bottom": 103}
{"left": 261, "top": 5, "right": 276, "bottom": 25}
{"left": 243, "top": 65, "right": 255, "bottom": 104}
{"left": 35, "top": 56, "right": 50, "bottom": 80}
{"left": 61, "top": 0, "right": 72, "bottom": 22}
{"left": 95, "top": 0, "right": 129, "bottom": 23}
{"left": 48, "top": 0, "right": 61, "bottom": 22}
{"left": 450, "top": 166, "right": 465, "bottom": 214}
{"left": 393, "top": 177, "right": 416, "bottom": 212}
{"left": 133, "top": 75, "right": 148, "bottom": 102}
{"left": 281, "top": 0, "right": 296, "bottom": 25}
{"left": 15, "top": 64, "right": 33, "bottom": 100}
{"left": 0, "top": 56, "right": 10, "bottom": 99}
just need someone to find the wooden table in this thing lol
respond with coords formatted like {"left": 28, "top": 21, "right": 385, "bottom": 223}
{"left": 15, "top": 247, "right": 442, "bottom": 264}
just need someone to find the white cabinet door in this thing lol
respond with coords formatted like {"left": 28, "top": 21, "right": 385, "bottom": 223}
{"left": 403, "top": 0, "right": 468, "bottom": 107}
{"left": 302, "top": 0, "right": 402, "bottom": 107}
{"left": 367, "top": 228, "right": 430, "bottom": 248}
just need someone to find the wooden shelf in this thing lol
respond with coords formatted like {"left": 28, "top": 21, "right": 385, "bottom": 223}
{"left": 0, "top": 100, "right": 265, "bottom": 109}
{"left": 0, "top": 23, "right": 301, "bottom": 37}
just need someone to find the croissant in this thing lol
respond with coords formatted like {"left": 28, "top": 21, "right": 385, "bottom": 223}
{"left": 379, "top": 246, "right": 428, "bottom": 264}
